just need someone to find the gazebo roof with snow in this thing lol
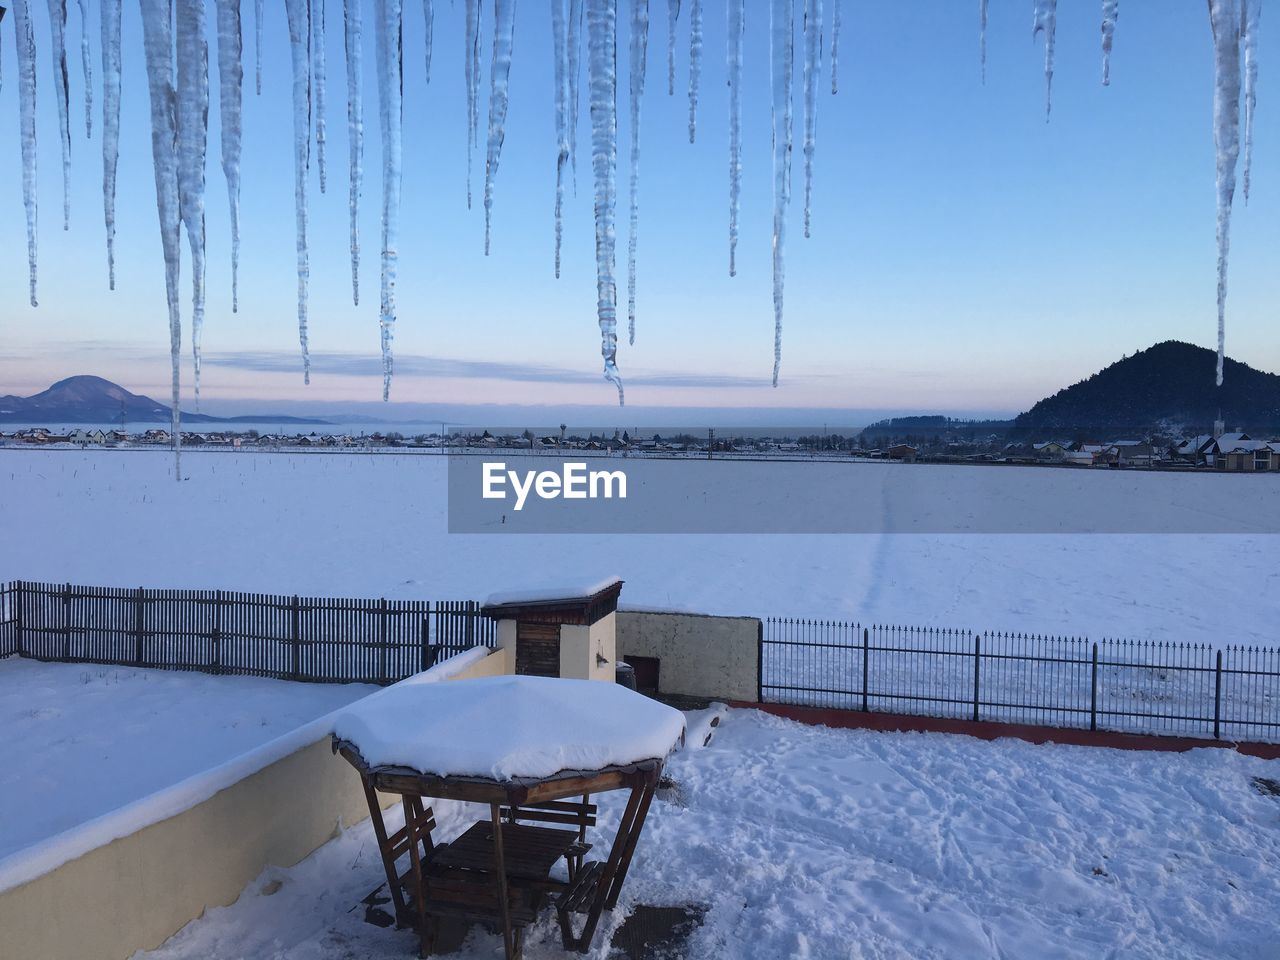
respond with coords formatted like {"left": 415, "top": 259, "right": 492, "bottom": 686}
{"left": 332, "top": 675, "right": 683, "bottom": 804}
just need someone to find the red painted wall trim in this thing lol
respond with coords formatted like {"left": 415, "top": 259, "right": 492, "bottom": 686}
{"left": 731, "top": 701, "right": 1280, "bottom": 761}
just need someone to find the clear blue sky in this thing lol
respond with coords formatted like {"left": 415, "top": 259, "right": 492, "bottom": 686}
{"left": 0, "top": 1, "right": 1276, "bottom": 418}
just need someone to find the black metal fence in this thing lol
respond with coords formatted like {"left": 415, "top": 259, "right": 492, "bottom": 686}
{"left": 762, "top": 619, "right": 1280, "bottom": 743}
{"left": 0, "top": 580, "right": 495, "bottom": 685}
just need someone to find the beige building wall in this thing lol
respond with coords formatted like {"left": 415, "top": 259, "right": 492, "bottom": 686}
{"left": 617, "top": 610, "right": 761, "bottom": 702}
{"left": 0, "top": 647, "right": 506, "bottom": 960}
{"left": 558, "top": 612, "right": 617, "bottom": 681}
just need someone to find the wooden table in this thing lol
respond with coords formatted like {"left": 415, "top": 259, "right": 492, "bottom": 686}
{"left": 333, "top": 738, "right": 663, "bottom": 960}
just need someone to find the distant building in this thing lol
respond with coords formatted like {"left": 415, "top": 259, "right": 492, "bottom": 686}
{"left": 1214, "top": 439, "right": 1277, "bottom": 472}
{"left": 886, "top": 444, "right": 918, "bottom": 463}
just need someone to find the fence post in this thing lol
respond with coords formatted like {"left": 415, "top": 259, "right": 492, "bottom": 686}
{"left": 290, "top": 595, "right": 301, "bottom": 681}
{"left": 62, "top": 582, "right": 72, "bottom": 660}
{"left": 1090, "top": 642, "right": 1099, "bottom": 732}
{"left": 861, "top": 627, "right": 870, "bottom": 713}
{"left": 421, "top": 614, "right": 431, "bottom": 672}
{"left": 972, "top": 633, "right": 981, "bottom": 723}
{"left": 212, "top": 589, "right": 223, "bottom": 674}
{"left": 379, "top": 597, "right": 389, "bottom": 683}
{"left": 135, "top": 587, "right": 145, "bottom": 665}
{"left": 756, "top": 620, "right": 764, "bottom": 702}
{"left": 15, "top": 580, "right": 25, "bottom": 657}
{"left": 1214, "top": 649, "right": 1223, "bottom": 740}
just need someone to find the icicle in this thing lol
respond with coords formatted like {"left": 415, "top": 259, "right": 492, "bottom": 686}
{"left": 829, "top": 0, "right": 840, "bottom": 93}
{"left": 568, "top": 0, "right": 583, "bottom": 186}
{"left": 686, "top": 0, "right": 700, "bottom": 141}
{"left": 423, "top": 0, "right": 433, "bottom": 81}
{"left": 76, "top": 0, "right": 91, "bottom": 137}
{"left": 1241, "top": 0, "right": 1259, "bottom": 203}
{"left": 1032, "top": 0, "right": 1057, "bottom": 121}
{"left": 553, "top": 0, "right": 569, "bottom": 277}
{"left": 345, "top": 0, "right": 364, "bottom": 303}
{"left": 214, "top": 0, "right": 243, "bottom": 312}
{"left": 627, "top": 0, "right": 649, "bottom": 343}
{"left": 314, "top": 0, "right": 328, "bottom": 192}
{"left": 483, "top": 0, "right": 517, "bottom": 255}
{"left": 285, "top": 0, "right": 313, "bottom": 382}
{"left": 464, "top": 0, "right": 480, "bottom": 207}
{"left": 255, "top": 0, "right": 263, "bottom": 93}
{"left": 1209, "top": 0, "right": 1242, "bottom": 387}
{"left": 46, "top": 0, "right": 73, "bottom": 229}
{"left": 12, "top": 0, "right": 40, "bottom": 307}
{"left": 374, "top": 0, "right": 403, "bottom": 399}
{"left": 979, "top": 0, "right": 987, "bottom": 84}
{"left": 665, "top": 0, "right": 678, "bottom": 95}
{"left": 1101, "top": 0, "right": 1118, "bottom": 86}
{"left": 138, "top": 0, "right": 184, "bottom": 471}
{"left": 727, "top": 0, "right": 742, "bottom": 276}
{"left": 769, "top": 0, "right": 792, "bottom": 387}
{"left": 102, "top": 0, "right": 122, "bottom": 289}
{"left": 176, "top": 0, "right": 209, "bottom": 404}
{"left": 801, "top": 0, "right": 819, "bottom": 238}
{"left": 587, "top": 0, "right": 623, "bottom": 403}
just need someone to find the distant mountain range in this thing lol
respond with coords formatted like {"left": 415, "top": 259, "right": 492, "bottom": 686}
{"left": 0, "top": 376, "right": 331, "bottom": 425}
{"left": 1012, "top": 341, "right": 1280, "bottom": 435}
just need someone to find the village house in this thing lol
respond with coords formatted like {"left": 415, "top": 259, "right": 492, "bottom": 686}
{"left": 1214, "top": 438, "right": 1279, "bottom": 472}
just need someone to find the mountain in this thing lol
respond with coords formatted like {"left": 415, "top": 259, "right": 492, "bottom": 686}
{"left": 1013, "top": 342, "right": 1280, "bottom": 435}
{"left": 0, "top": 376, "right": 331, "bottom": 425}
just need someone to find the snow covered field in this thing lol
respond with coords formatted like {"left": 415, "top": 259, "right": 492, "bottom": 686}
{"left": 139, "top": 708, "right": 1280, "bottom": 960}
{"left": 2, "top": 448, "right": 1276, "bottom": 647}
{"left": 0, "top": 657, "right": 374, "bottom": 861}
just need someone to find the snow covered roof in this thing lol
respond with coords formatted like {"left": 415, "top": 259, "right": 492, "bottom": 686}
{"left": 333, "top": 675, "right": 685, "bottom": 781}
{"left": 483, "top": 576, "right": 623, "bottom": 608}
{"left": 1218, "top": 439, "right": 1271, "bottom": 453}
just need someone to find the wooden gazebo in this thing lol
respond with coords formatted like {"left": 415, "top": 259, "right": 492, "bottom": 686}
{"left": 332, "top": 675, "right": 686, "bottom": 959}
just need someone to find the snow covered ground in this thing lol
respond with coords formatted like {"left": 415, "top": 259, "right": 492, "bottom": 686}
{"left": 140, "top": 708, "right": 1280, "bottom": 960}
{"left": 2, "top": 448, "right": 1276, "bottom": 647}
{"left": 0, "top": 657, "right": 375, "bottom": 861}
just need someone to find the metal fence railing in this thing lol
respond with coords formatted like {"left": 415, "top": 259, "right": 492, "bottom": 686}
{"left": 762, "top": 619, "right": 1280, "bottom": 743}
{"left": 0, "top": 580, "right": 495, "bottom": 685}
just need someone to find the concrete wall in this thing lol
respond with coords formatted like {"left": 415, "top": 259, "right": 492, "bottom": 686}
{"left": 617, "top": 610, "right": 761, "bottom": 702}
{"left": 0, "top": 647, "right": 506, "bottom": 960}
{"left": 560, "top": 612, "right": 616, "bottom": 681}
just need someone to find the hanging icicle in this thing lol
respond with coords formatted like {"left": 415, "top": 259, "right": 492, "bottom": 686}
{"left": 687, "top": 0, "right": 700, "bottom": 141}
{"left": 567, "top": 0, "right": 583, "bottom": 190}
{"left": 423, "top": 0, "right": 433, "bottom": 81}
{"left": 101, "top": 0, "right": 122, "bottom": 289}
{"left": 345, "top": 0, "right": 364, "bottom": 303}
{"left": 255, "top": 0, "right": 263, "bottom": 93}
{"left": 138, "top": 0, "right": 184, "bottom": 471}
{"left": 314, "top": 0, "right": 328, "bottom": 192}
{"left": 727, "top": 0, "right": 742, "bottom": 276}
{"left": 553, "top": 0, "right": 570, "bottom": 276}
{"left": 214, "top": 0, "right": 243, "bottom": 312}
{"left": 829, "top": 0, "right": 839, "bottom": 94}
{"left": 666, "top": 0, "right": 678, "bottom": 96}
{"left": 627, "top": 0, "right": 649, "bottom": 343}
{"left": 979, "top": 0, "right": 987, "bottom": 84}
{"left": 76, "top": 0, "right": 91, "bottom": 136}
{"left": 1032, "top": 0, "right": 1057, "bottom": 121}
{"left": 1241, "top": 0, "right": 1260, "bottom": 203}
{"left": 769, "top": 0, "right": 792, "bottom": 387}
{"left": 1101, "top": 1, "right": 1118, "bottom": 86}
{"left": 484, "top": 0, "right": 517, "bottom": 255}
{"left": 285, "top": 0, "right": 313, "bottom": 382}
{"left": 801, "top": 0, "right": 819, "bottom": 238}
{"left": 1208, "top": 0, "right": 1242, "bottom": 387}
{"left": 46, "top": 0, "right": 73, "bottom": 228}
{"left": 374, "top": 0, "right": 403, "bottom": 399}
{"left": 176, "top": 0, "right": 209, "bottom": 404}
{"left": 587, "top": 0, "right": 623, "bottom": 403}
{"left": 12, "top": 0, "right": 40, "bottom": 307}
{"left": 464, "top": 0, "right": 481, "bottom": 207}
